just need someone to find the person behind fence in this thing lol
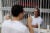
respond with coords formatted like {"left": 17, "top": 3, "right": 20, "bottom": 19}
{"left": 31, "top": 8, "right": 43, "bottom": 28}
{"left": 4, "top": 14, "right": 11, "bottom": 22}
{"left": 1, "top": 5, "right": 34, "bottom": 33}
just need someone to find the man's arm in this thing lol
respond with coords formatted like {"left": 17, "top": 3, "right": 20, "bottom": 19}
{"left": 27, "top": 16, "right": 34, "bottom": 33}
{"left": 28, "top": 24, "right": 34, "bottom": 33}
{"left": 32, "top": 24, "right": 38, "bottom": 28}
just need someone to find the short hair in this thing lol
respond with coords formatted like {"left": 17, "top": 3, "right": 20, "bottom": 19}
{"left": 35, "top": 8, "right": 40, "bottom": 16}
{"left": 11, "top": 5, "right": 23, "bottom": 17}
{"left": 36, "top": 8, "right": 40, "bottom": 16}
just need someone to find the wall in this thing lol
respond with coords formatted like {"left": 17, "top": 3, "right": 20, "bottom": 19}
{"left": 0, "top": 0, "right": 2, "bottom": 23}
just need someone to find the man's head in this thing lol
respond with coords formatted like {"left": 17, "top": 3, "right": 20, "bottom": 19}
{"left": 11, "top": 5, "right": 24, "bottom": 20}
{"left": 34, "top": 8, "right": 40, "bottom": 17}
{"left": 5, "top": 14, "right": 10, "bottom": 20}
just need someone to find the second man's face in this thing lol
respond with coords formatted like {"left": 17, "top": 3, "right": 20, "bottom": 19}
{"left": 34, "top": 9, "right": 39, "bottom": 17}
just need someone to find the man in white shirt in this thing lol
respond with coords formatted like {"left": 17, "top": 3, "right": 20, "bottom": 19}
{"left": 31, "top": 8, "right": 43, "bottom": 28}
{"left": 1, "top": 5, "right": 34, "bottom": 33}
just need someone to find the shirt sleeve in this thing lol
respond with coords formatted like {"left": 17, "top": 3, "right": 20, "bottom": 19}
{"left": 38, "top": 18, "right": 43, "bottom": 24}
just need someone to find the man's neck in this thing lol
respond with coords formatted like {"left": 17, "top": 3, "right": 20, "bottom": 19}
{"left": 12, "top": 17, "right": 20, "bottom": 21}
{"left": 35, "top": 16, "right": 39, "bottom": 18}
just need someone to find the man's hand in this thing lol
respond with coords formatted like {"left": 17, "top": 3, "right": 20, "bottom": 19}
{"left": 27, "top": 15, "right": 34, "bottom": 33}
{"left": 27, "top": 15, "right": 32, "bottom": 26}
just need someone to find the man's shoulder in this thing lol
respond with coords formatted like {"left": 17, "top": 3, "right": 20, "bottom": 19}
{"left": 2, "top": 20, "right": 11, "bottom": 26}
{"left": 16, "top": 22, "right": 29, "bottom": 33}
{"left": 38, "top": 16, "right": 43, "bottom": 20}
{"left": 16, "top": 22, "right": 27, "bottom": 30}
{"left": 18, "top": 22, "right": 27, "bottom": 30}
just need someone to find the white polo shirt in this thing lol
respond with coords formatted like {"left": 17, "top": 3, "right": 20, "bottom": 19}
{"left": 1, "top": 20, "right": 29, "bottom": 33}
{"left": 31, "top": 16, "right": 43, "bottom": 25}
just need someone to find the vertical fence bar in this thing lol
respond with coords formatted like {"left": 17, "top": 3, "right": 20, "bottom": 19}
{"left": 24, "top": 0, "right": 25, "bottom": 7}
{"left": 28, "top": 0, "right": 28, "bottom": 7}
{"left": 35, "top": 0, "right": 38, "bottom": 8}
{"left": 22, "top": 0, "right": 23, "bottom": 7}
{"left": 47, "top": 0, "right": 50, "bottom": 33}
{"left": 43, "top": 0, "right": 45, "bottom": 28}
{"left": 40, "top": 0, "right": 41, "bottom": 27}
{"left": 47, "top": 2, "right": 50, "bottom": 31}
{"left": 44, "top": 1, "right": 47, "bottom": 26}
{"left": 6, "top": 0, "right": 8, "bottom": 6}
{"left": 27, "top": 0, "right": 29, "bottom": 8}
{"left": 32, "top": 0, "right": 33, "bottom": 8}
{"left": 47, "top": 0, "right": 49, "bottom": 29}
{"left": 38, "top": 0, "right": 39, "bottom": 8}
{"left": 40, "top": 0, "right": 42, "bottom": 8}
{"left": 32, "top": 0, "right": 34, "bottom": 8}
{"left": 8, "top": 0, "right": 11, "bottom": 6}
{"left": 46, "top": 0, "right": 47, "bottom": 28}
{"left": 37, "top": 0, "right": 40, "bottom": 33}
{"left": 30, "top": 0, "right": 31, "bottom": 8}
{"left": 10, "top": 0, "right": 11, "bottom": 6}
{"left": 29, "top": 0, "right": 30, "bottom": 8}
{"left": 9, "top": 0, "right": 11, "bottom": 16}
{"left": 8, "top": 0, "right": 9, "bottom": 6}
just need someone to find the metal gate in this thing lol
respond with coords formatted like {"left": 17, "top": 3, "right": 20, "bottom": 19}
{"left": 0, "top": 0, "right": 50, "bottom": 33}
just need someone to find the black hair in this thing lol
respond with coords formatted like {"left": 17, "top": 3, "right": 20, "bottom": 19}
{"left": 11, "top": 5, "right": 23, "bottom": 17}
{"left": 36, "top": 8, "right": 40, "bottom": 16}
{"left": 35, "top": 8, "right": 40, "bottom": 16}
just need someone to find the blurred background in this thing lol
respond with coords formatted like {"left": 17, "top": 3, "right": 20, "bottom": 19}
{"left": 0, "top": 0, "right": 50, "bottom": 33}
